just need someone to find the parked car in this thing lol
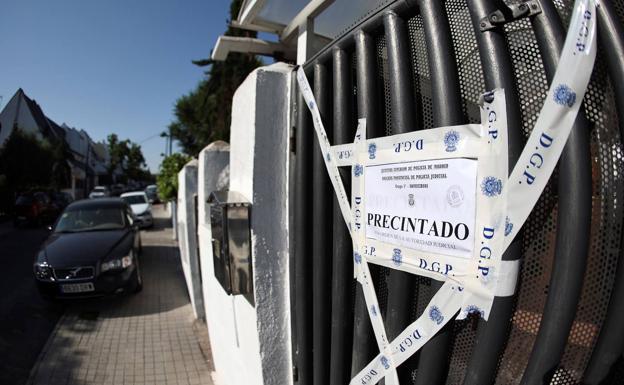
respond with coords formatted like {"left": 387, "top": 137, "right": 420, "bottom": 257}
{"left": 110, "top": 184, "right": 125, "bottom": 197}
{"left": 145, "top": 184, "right": 159, "bottom": 204}
{"left": 89, "top": 186, "right": 110, "bottom": 199}
{"left": 120, "top": 191, "right": 153, "bottom": 228}
{"left": 33, "top": 198, "right": 143, "bottom": 299}
{"left": 51, "top": 191, "right": 74, "bottom": 210}
{"left": 13, "top": 192, "right": 60, "bottom": 227}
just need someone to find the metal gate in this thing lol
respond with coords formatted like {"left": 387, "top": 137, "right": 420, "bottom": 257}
{"left": 290, "top": 0, "right": 624, "bottom": 384}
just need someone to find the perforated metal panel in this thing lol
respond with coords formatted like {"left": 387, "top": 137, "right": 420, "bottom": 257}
{"left": 292, "top": 1, "right": 624, "bottom": 384}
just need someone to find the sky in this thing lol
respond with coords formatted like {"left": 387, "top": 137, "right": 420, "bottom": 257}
{"left": 0, "top": 0, "right": 232, "bottom": 172}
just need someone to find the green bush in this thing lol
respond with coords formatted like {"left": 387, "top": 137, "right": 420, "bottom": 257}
{"left": 156, "top": 153, "right": 191, "bottom": 201}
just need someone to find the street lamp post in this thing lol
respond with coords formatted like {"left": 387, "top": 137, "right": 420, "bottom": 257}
{"left": 160, "top": 130, "right": 173, "bottom": 156}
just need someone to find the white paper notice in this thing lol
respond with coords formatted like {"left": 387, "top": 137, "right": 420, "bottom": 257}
{"left": 365, "top": 158, "right": 477, "bottom": 259}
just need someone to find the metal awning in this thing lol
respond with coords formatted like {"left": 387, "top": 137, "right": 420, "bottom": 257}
{"left": 212, "top": 0, "right": 394, "bottom": 63}
{"left": 212, "top": 0, "right": 335, "bottom": 63}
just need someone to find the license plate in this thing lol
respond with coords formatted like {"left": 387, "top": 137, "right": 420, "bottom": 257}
{"left": 61, "top": 282, "right": 95, "bottom": 293}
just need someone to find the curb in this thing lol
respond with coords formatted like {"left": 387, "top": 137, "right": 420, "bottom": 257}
{"left": 24, "top": 310, "right": 67, "bottom": 385}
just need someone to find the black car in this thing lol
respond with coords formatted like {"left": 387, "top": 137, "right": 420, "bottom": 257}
{"left": 34, "top": 198, "right": 143, "bottom": 299}
{"left": 51, "top": 191, "right": 74, "bottom": 210}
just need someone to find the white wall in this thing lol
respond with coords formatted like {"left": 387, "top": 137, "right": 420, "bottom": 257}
{"left": 177, "top": 159, "right": 204, "bottom": 320}
{"left": 200, "top": 62, "right": 294, "bottom": 385}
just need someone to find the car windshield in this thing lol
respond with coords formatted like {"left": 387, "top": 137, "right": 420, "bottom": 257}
{"left": 54, "top": 207, "right": 126, "bottom": 232}
{"left": 93, "top": 187, "right": 106, "bottom": 192}
{"left": 121, "top": 195, "right": 147, "bottom": 205}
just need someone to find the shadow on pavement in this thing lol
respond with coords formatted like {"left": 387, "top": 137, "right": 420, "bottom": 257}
{"left": 60, "top": 244, "right": 190, "bottom": 320}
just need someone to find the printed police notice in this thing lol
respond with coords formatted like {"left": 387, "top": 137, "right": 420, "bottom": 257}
{"left": 365, "top": 158, "right": 477, "bottom": 259}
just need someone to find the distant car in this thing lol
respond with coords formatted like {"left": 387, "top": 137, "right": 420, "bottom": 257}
{"left": 110, "top": 184, "right": 125, "bottom": 197}
{"left": 120, "top": 191, "right": 153, "bottom": 228}
{"left": 14, "top": 192, "right": 60, "bottom": 227}
{"left": 145, "top": 185, "right": 159, "bottom": 204}
{"left": 89, "top": 186, "right": 110, "bottom": 199}
{"left": 33, "top": 198, "right": 143, "bottom": 299}
{"left": 51, "top": 191, "right": 74, "bottom": 210}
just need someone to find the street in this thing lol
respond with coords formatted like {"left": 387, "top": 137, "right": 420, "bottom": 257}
{"left": 0, "top": 221, "right": 64, "bottom": 385}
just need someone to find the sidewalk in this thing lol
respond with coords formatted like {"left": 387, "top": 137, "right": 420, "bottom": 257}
{"left": 27, "top": 205, "right": 215, "bottom": 385}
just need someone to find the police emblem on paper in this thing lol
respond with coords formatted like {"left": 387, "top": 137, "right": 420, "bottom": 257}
{"left": 446, "top": 185, "right": 464, "bottom": 208}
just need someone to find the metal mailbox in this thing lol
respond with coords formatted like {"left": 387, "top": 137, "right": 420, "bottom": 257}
{"left": 207, "top": 191, "right": 254, "bottom": 304}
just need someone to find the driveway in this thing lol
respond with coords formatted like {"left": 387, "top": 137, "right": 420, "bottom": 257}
{"left": 27, "top": 205, "right": 215, "bottom": 385}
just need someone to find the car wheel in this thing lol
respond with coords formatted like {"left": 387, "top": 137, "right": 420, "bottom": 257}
{"left": 132, "top": 261, "right": 143, "bottom": 293}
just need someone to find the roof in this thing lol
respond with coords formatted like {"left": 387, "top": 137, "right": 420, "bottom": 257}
{"left": 65, "top": 198, "right": 127, "bottom": 211}
{"left": 46, "top": 118, "right": 66, "bottom": 141}
{"left": 19, "top": 90, "right": 60, "bottom": 141}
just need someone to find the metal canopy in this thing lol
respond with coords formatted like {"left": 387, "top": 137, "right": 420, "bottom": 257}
{"left": 213, "top": 0, "right": 390, "bottom": 62}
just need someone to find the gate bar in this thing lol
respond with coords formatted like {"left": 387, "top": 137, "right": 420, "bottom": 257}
{"left": 383, "top": 10, "right": 419, "bottom": 383}
{"left": 329, "top": 47, "right": 355, "bottom": 385}
{"left": 304, "top": 1, "right": 416, "bottom": 67}
{"left": 312, "top": 62, "right": 333, "bottom": 385}
{"left": 295, "top": 86, "right": 314, "bottom": 385}
{"left": 463, "top": 0, "right": 525, "bottom": 383}
{"left": 351, "top": 30, "right": 382, "bottom": 376}
{"left": 414, "top": 0, "right": 465, "bottom": 383}
{"left": 582, "top": 1, "right": 624, "bottom": 382}
{"left": 519, "top": 1, "right": 592, "bottom": 383}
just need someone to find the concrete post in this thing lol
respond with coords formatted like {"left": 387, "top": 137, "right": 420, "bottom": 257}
{"left": 201, "top": 62, "right": 294, "bottom": 385}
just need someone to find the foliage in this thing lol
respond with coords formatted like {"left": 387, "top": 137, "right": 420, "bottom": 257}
{"left": 106, "top": 134, "right": 150, "bottom": 182}
{"left": 168, "top": 0, "right": 262, "bottom": 156}
{"left": 156, "top": 153, "right": 191, "bottom": 201}
{"left": 0, "top": 127, "right": 60, "bottom": 189}
{"left": 0, "top": 127, "right": 70, "bottom": 213}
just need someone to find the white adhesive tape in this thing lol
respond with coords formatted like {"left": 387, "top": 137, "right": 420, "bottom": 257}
{"left": 504, "top": 0, "right": 598, "bottom": 249}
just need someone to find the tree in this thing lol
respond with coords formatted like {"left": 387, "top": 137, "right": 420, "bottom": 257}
{"left": 0, "top": 126, "right": 55, "bottom": 189}
{"left": 106, "top": 134, "right": 148, "bottom": 182}
{"left": 156, "top": 153, "right": 191, "bottom": 201}
{"left": 0, "top": 126, "right": 70, "bottom": 213}
{"left": 168, "top": 0, "right": 262, "bottom": 156}
{"left": 107, "top": 133, "right": 128, "bottom": 178}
